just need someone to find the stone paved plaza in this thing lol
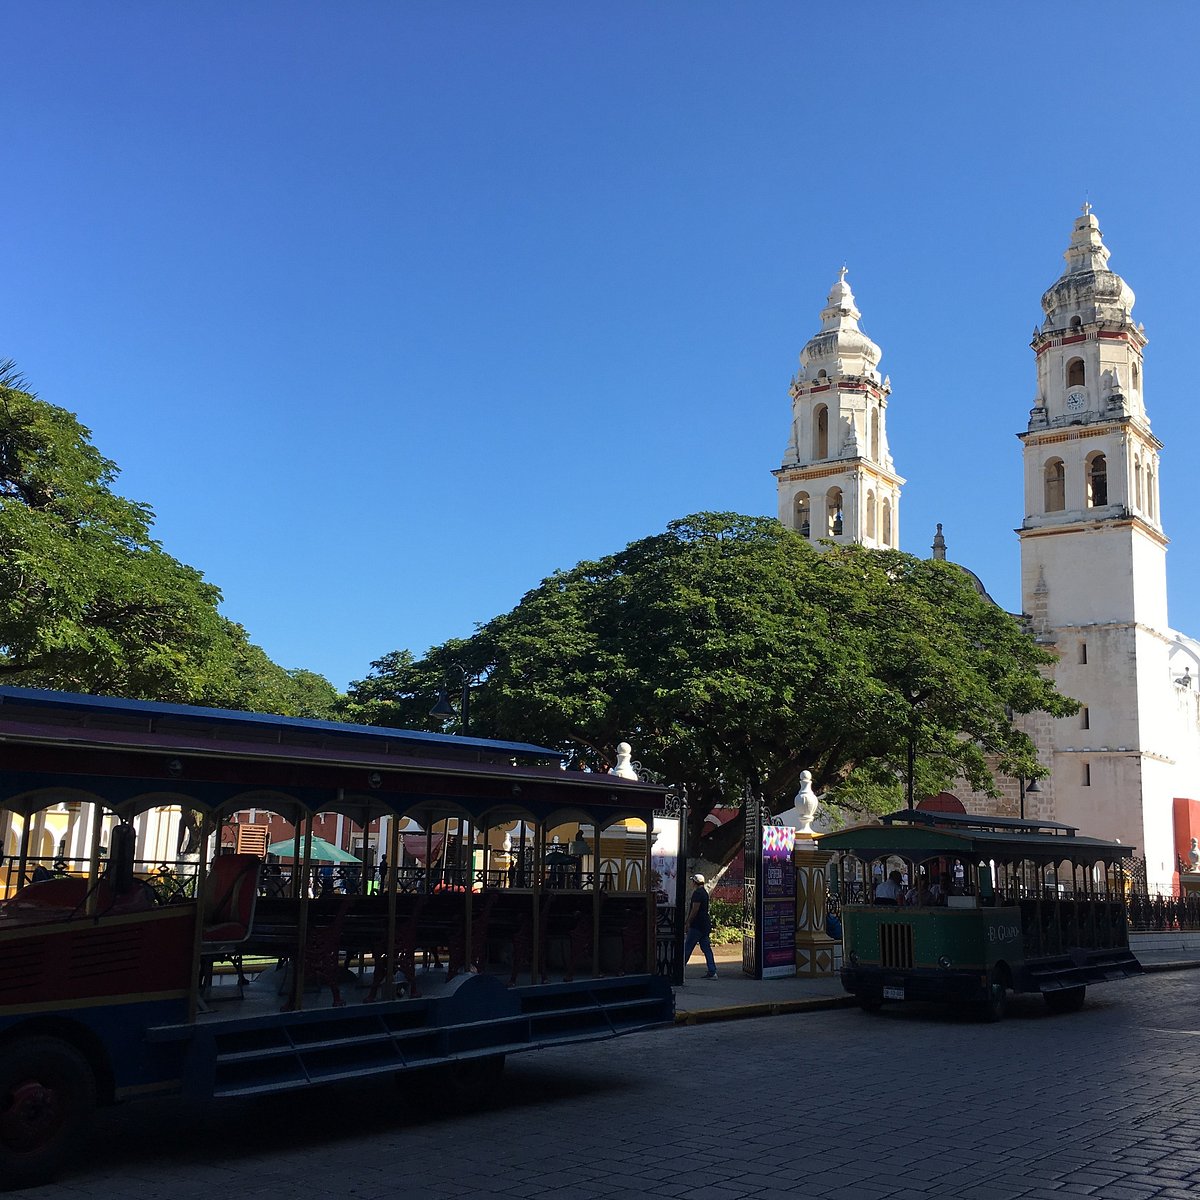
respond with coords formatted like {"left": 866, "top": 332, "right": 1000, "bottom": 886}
{"left": 15, "top": 970, "right": 1200, "bottom": 1199}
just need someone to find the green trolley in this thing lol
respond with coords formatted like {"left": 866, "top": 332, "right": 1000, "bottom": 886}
{"left": 821, "top": 810, "right": 1142, "bottom": 1020}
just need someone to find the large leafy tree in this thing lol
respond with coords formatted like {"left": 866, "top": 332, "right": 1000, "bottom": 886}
{"left": 0, "top": 362, "right": 338, "bottom": 712}
{"left": 347, "top": 512, "right": 1076, "bottom": 866}
{"left": 215, "top": 640, "right": 343, "bottom": 719}
{"left": 340, "top": 644, "right": 475, "bottom": 729}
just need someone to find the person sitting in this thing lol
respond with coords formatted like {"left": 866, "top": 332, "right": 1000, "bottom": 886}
{"left": 929, "top": 871, "right": 954, "bottom": 905}
{"left": 874, "top": 869, "right": 904, "bottom": 906}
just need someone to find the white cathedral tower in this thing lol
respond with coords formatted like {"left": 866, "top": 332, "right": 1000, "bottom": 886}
{"left": 1019, "top": 205, "right": 1176, "bottom": 887}
{"left": 774, "top": 270, "right": 903, "bottom": 547}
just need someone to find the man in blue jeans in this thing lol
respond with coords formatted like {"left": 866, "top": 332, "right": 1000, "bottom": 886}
{"left": 683, "top": 872, "right": 718, "bottom": 978}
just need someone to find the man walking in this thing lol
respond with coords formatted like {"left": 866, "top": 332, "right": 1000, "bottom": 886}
{"left": 684, "top": 872, "right": 718, "bottom": 979}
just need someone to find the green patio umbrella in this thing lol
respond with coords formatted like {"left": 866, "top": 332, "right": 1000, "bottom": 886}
{"left": 265, "top": 836, "right": 361, "bottom": 863}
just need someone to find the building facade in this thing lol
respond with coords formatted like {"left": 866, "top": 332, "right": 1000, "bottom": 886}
{"left": 1019, "top": 206, "right": 1199, "bottom": 894}
{"left": 776, "top": 210, "right": 1200, "bottom": 894}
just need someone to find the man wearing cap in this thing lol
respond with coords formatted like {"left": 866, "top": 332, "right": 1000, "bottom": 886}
{"left": 684, "top": 872, "right": 718, "bottom": 979}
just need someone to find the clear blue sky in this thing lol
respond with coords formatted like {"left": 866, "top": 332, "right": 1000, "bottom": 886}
{"left": 4, "top": 2, "right": 1199, "bottom": 691}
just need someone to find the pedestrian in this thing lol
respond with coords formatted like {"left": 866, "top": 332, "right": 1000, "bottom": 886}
{"left": 684, "top": 872, "right": 718, "bottom": 979}
{"left": 317, "top": 863, "right": 334, "bottom": 898}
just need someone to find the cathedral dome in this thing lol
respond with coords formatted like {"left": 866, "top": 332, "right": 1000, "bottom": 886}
{"left": 799, "top": 268, "right": 882, "bottom": 379}
{"left": 1040, "top": 204, "right": 1135, "bottom": 329}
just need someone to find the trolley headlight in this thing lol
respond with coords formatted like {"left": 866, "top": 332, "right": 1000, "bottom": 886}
{"left": 937, "top": 955, "right": 952, "bottom": 969}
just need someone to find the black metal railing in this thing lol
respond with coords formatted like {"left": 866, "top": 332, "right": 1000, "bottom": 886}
{"left": 1127, "top": 891, "right": 1200, "bottom": 932}
{"left": 655, "top": 903, "right": 677, "bottom": 978}
{"left": 1, "top": 855, "right": 198, "bottom": 902}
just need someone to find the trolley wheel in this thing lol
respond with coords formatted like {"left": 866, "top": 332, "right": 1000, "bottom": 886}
{"left": 0, "top": 1036, "right": 96, "bottom": 1190}
{"left": 976, "top": 968, "right": 1008, "bottom": 1023}
{"left": 1044, "top": 985, "right": 1086, "bottom": 1014}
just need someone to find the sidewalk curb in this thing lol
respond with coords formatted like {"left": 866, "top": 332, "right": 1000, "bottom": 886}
{"left": 672, "top": 959, "right": 1200, "bottom": 1025}
{"left": 675, "top": 995, "right": 857, "bottom": 1025}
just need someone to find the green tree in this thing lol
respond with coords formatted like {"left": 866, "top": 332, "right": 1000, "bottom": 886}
{"left": 349, "top": 512, "right": 1076, "bottom": 867}
{"left": 0, "top": 362, "right": 340, "bottom": 712}
{"left": 340, "top": 641, "right": 479, "bottom": 729}
{"left": 214, "top": 638, "right": 343, "bottom": 719}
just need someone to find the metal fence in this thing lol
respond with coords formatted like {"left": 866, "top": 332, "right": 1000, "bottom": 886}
{"left": 1, "top": 855, "right": 198, "bottom": 902}
{"left": 1127, "top": 890, "right": 1200, "bottom": 932}
{"left": 1123, "top": 856, "right": 1200, "bottom": 931}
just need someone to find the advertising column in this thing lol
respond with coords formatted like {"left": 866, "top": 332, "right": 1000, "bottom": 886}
{"left": 743, "top": 818, "right": 798, "bottom": 979}
{"left": 760, "top": 826, "right": 798, "bottom": 978}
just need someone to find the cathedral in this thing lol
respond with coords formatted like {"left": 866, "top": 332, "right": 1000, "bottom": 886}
{"left": 775, "top": 207, "right": 1200, "bottom": 896}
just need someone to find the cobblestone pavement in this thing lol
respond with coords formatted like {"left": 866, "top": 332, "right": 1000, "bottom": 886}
{"left": 15, "top": 970, "right": 1200, "bottom": 1199}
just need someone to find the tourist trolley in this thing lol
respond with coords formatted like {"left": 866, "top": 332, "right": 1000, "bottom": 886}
{"left": 821, "top": 808, "right": 1143, "bottom": 1020}
{"left": 0, "top": 686, "right": 673, "bottom": 1188}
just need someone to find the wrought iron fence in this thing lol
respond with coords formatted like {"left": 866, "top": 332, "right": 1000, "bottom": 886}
{"left": 655, "top": 903, "right": 677, "bottom": 977}
{"left": 1, "top": 855, "right": 198, "bottom": 902}
{"left": 1127, "top": 891, "right": 1200, "bottom": 932}
{"left": 1120, "top": 855, "right": 1200, "bottom": 931}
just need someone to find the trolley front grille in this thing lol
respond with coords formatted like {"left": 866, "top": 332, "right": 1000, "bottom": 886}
{"left": 879, "top": 922, "right": 915, "bottom": 969}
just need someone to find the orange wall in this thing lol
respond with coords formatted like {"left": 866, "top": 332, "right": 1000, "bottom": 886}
{"left": 1171, "top": 797, "right": 1200, "bottom": 895}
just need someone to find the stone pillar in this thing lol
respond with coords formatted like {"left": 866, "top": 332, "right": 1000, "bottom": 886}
{"left": 794, "top": 836, "right": 837, "bottom": 976}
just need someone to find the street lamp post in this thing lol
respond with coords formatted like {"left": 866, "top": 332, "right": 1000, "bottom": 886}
{"left": 429, "top": 664, "right": 477, "bottom": 735}
{"left": 1017, "top": 774, "right": 1041, "bottom": 821}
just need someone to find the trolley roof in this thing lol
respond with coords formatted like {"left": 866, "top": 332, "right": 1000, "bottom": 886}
{"left": 0, "top": 685, "right": 557, "bottom": 760}
{"left": 819, "top": 808, "right": 1134, "bottom": 866}
{"left": 0, "top": 686, "right": 667, "bottom": 824}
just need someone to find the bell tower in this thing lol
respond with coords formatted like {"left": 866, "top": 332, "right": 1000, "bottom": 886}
{"left": 1019, "top": 206, "right": 1173, "bottom": 883}
{"left": 774, "top": 270, "right": 903, "bottom": 548}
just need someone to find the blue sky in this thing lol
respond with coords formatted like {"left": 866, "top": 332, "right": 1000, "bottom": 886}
{"left": 4, "top": 2, "right": 1199, "bottom": 691}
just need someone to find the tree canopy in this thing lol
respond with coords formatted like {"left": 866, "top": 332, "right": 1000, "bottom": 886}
{"left": 346, "top": 512, "right": 1077, "bottom": 866}
{"left": 0, "top": 362, "right": 338, "bottom": 715}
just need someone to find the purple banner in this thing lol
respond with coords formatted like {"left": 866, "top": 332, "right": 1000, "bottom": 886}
{"left": 761, "top": 827, "right": 797, "bottom": 978}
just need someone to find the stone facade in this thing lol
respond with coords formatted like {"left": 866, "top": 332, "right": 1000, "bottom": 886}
{"left": 1017, "top": 207, "right": 1187, "bottom": 893}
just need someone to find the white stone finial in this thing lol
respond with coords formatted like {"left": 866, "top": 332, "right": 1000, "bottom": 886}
{"left": 610, "top": 742, "right": 639, "bottom": 780}
{"left": 797, "top": 267, "right": 882, "bottom": 379}
{"left": 1189, "top": 837, "right": 1199, "bottom": 871}
{"left": 792, "top": 769, "right": 820, "bottom": 835}
{"left": 1041, "top": 207, "right": 1135, "bottom": 327}
{"left": 1064, "top": 203, "right": 1111, "bottom": 275}
{"left": 821, "top": 271, "right": 860, "bottom": 332}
